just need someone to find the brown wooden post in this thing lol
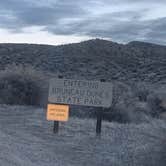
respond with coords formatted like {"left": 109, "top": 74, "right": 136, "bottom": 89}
{"left": 96, "top": 79, "right": 106, "bottom": 136}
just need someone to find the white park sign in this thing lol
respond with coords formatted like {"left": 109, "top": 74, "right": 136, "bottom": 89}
{"left": 48, "top": 78, "right": 113, "bottom": 107}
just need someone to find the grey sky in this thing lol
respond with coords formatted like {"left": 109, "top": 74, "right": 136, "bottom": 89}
{"left": 0, "top": 0, "right": 166, "bottom": 45}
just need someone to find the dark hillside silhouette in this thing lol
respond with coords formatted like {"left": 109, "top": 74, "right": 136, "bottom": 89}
{"left": 0, "top": 39, "right": 165, "bottom": 84}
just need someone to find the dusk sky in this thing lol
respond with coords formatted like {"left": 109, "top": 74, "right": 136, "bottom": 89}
{"left": 0, "top": 0, "right": 166, "bottom": 45}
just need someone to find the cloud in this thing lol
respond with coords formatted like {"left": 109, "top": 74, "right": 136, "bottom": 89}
{"left": 0, "top": 0, "right": 87, "bottom": 29}
{"left": 0, "top": 0, "right": 166, "bottom": 45}
{"left": 0, "top": 27, "right": 91, "bottom": 45}
{"left": 145, "top": 18, "right": 166, "bottom": 44}
{"left": 44, "top": 11, "right": 165, "bottom": 43}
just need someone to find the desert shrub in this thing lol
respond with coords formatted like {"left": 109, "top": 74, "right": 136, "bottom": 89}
{"left": 147, "top": 94, "right": 163, "bottom": 117}
{"left": 103, "top": 103, "right": 151, "bottom": 124}
{"left": 111, "top": 81, "right": 132, "bottom": 108}
{"left": 102, "top": 81, "right": 164, "bottom": 123}
{"left": 132, "top": 82, "right": 151, "bottom": 102}
{"left": 94, "top": 81, "right": 166, "bottom": 124}
{"left": 126, "top": 103, "right": 152, "bottom": 124}
{"left": 0, "top": 64, "right": 49, "bottom": 106}
{"left": 103, "top": 104, "right": 130, "bottom": 123}
{"left": 103, "top": 81, "right": 136, "bottom": 123}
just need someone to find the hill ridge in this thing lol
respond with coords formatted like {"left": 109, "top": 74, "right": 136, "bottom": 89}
{"left": 0, "top": 39, "right": 166, "bottom": 84}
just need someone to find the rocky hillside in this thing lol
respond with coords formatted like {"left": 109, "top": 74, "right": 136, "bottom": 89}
{"left": 0, "top": 39, "right": 166, "bottom": 84}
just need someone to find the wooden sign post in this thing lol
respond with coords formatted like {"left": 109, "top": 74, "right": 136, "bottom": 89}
{"left": 96, "top": 79, "right": 106, "bottom": 136}
{"left": 53, "top": 121, "right": 59, "bottom": 134}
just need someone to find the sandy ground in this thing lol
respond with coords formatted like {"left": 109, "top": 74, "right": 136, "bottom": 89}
{"left": 0, "top": 105, "right": 165, "bottom": 166}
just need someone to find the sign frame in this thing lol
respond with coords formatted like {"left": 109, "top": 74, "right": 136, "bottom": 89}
{"left": 48, "top": 78, "right": 113, "bottom": 108}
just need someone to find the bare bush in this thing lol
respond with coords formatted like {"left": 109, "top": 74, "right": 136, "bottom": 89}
{"left": 147, "top": 94, "right": 163, "bottom": 117}
{"left": 0, "top": 64, "right": 49, "bottom": 106}
{"left": 103, "top": 81, "right": 136, "bottom": 123}
{"left": 132, "top": 82, "right": 151, "bottom": 102}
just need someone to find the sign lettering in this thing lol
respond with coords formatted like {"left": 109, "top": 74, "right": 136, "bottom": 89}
{"left": 48, "top": 78, "right": 112, "bottom": 107}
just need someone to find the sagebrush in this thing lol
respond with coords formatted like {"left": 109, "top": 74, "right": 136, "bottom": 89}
{"left": 0, "top": 64, "right": 50, "bottom": 106}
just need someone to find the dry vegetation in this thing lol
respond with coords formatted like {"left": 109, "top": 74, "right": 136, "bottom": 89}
{"left": 0, "top": 64, "right": 54, "bottom": 106}
{"left": 0, "top": 40, "right": 165, "bottom": 165}
{"left": 0, "top": 105, "right": 165, "bottom": 166}
{"left": 0, "top": 63, "right": 165, "bottom": 124}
